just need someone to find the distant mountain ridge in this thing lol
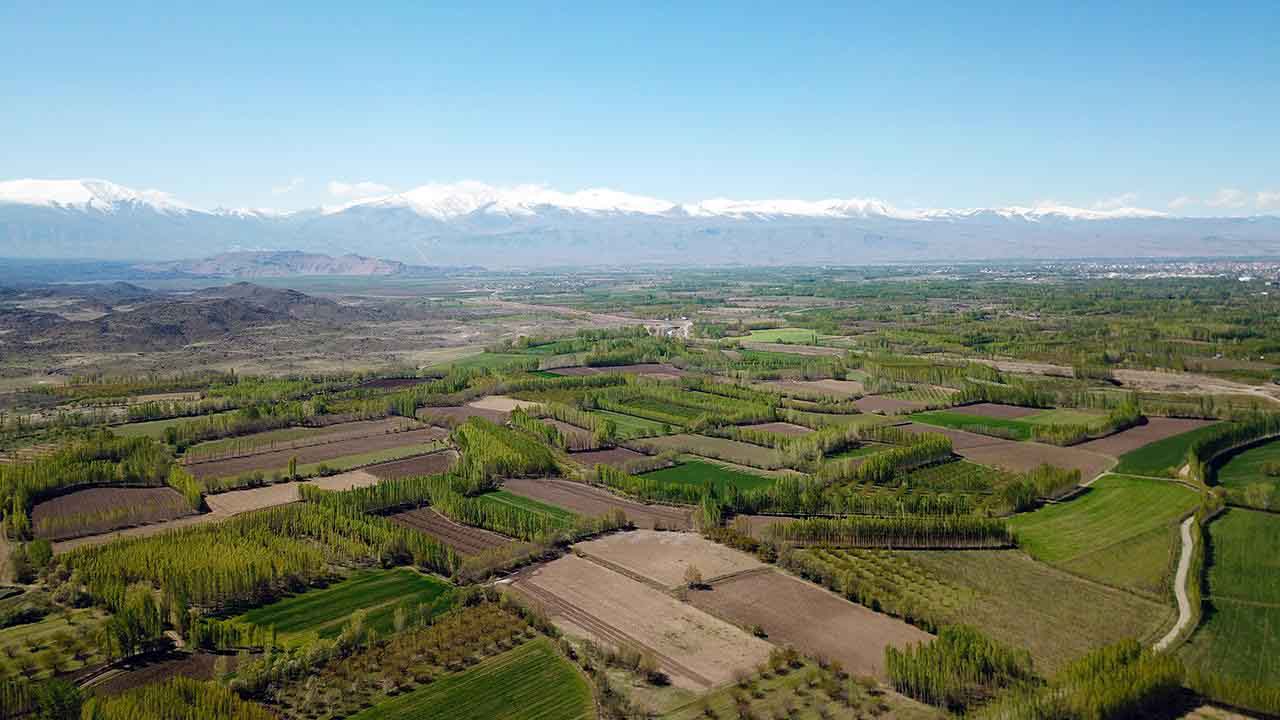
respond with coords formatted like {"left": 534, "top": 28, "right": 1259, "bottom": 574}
{"left": 2, "top": 178, "right": 1278, "bottom": 266}
{"left": 137, "top": 251, "right": 430, "bottom": 278}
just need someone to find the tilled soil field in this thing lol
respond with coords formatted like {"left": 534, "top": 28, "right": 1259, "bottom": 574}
{"left": 502, "top": 477, "right": 693, "bottom": 530}
{"left": 899, "top": 423, "right": 1115, "bottom": 480}
{"left": 87, "top": 651, "right": 224, "bottom": 696}
{"left": 182, "top": 418, "right": 425, "bottom": 465}
{"left": 358, "top": 377, "right": 433, "bottom": 390}
{"left": 389, "top": 507, "right": 514, "bottom": 555}
{"left": 566, "top": 447, "right": 649, "bottom": 469}
{"left": 737, "top": 421, "right": 814, "bottom": 437}
{"left": 854, "top": 395, "right": 928, "bottom": 414}
{"left": 764, "top": 379, "right": 866, "bottom": 398}
{"left": 688, "top": 568, "right": 931, "bottom": 679}
{"left": 510, "top": 554, "right": 771, "bottom": 690}
{"left": 549, "top": 363, "right": 687, "bottom": 379}
{"left": 466, "top": 395, "right": 539, "bottom": 412}
{"left": 1074, "top": 417, "right": 1216, "bottom": 457}
{"left": 544, "top": 419, "right": 598, "bottom": 451}
{"left": 32, "top": 487, "right": 195, "bottom": 541}
{"left": 417, "top": 405, "right": 509, "bottom": 424}
{"left": 633, "top": 434, "right": 784, "bottom": 468}
{"left": 365, "top": 450, "right": 458, "bottom": 480}
{"left": 187, "top": 427, "right": 446, "bottom": 480}
{"left": 952, "top": 402, "right": 1042, "bottom": 419}
{"left": 574, "top": 530, "right": 765, "bottom": 589}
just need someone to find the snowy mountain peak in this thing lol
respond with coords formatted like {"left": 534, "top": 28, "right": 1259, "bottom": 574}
{"left": 0, "top": 178, "right": 198, "bottom": 214}
{"left": 326, "top": 181, "right": 677, "bottom": 219}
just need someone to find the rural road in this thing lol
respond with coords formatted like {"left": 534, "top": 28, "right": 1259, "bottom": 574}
{"left": 1155, "top": 515, "right": 1196, "bottom": 652}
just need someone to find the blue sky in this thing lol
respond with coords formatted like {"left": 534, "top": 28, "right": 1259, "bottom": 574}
{"left": 2, "top": 1, "right": 1276, "bottom": 214}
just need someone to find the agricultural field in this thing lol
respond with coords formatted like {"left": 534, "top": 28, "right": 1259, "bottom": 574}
{"left": 1213, "top": 437, "right": 1280, "bottom": 508}
{"left": 1111, "top": 421, "right": 1227, "bottom": 476}
{"left": 389, "top": 507, "right": 515, "bottom": 555}
{"left": 186, "top": 426, "right": 447, "bottom": 481}
{"left": 233, "top": 568, "right": 454, "bottom": 642}
{"left": 587, "top": 408, "right": 671, "bottom": 438}
{"left": 1008, "top": 474, "right": 1200, "bottom": 598}
{"left": 898, "top": 423, "right": 1116, "bottom": 479}
{"left": 663, "top": 658, "right": 941, "bottom": 720}
{"left": 853, "top": 395, "right": 927, "bottom": 414}
{"left": 417, "top": 405, "right": 510, "bottom": 424}
{"left": 483, "top": 489, "right": 579, "bottom": 525}
{"left": 574, "top": 530, "right": 765, "bottom": 588}
{"left": 638, "top": 459, "right": 775, "bottom": 493}
{"left": 348, "top": 638, "right": 593, "bottom": 720}
{"left": 900, "top": 550, "right": 1174, "bottom": 673}
{"left": 897, "top": 460, "right": 1016, "bottom": 495}
{"left": 729, "top": 327, "right": 821, "bottom": 344}
{"left": 365, "top": 449, "right": 457, "bottom": 479}
{"left": 542, "top": 418, "right": 596, "bottom": 450}
{"left": 762, "top": 378, "right": 865, "bottom": 399}
{"left": 181, "top": 417, "right": 425, "bottom": 461}
{"left": 947, "top": 403, "right": 1040, "bottom": 419}
{"left": 633, "top": 433, "right": 786, "bottom": 469}
{"left": 567, "top": 446, "right": 650, "bottom": 469}
{"left": 503, "top": 477, "right": 693, "bottom": 530}
{"left": 688, "top": 567, "right": 930, "bottom": 679}
{"left": 1182, "top": 509, "right": 1280, "bottom": 686}
{"left": 910, "top": 409, "right": 1034, "bottom": 440}
{"left": 31, "top": 486, "right": 195, "bottom": 541}
{"left": 886, "top": 385, "right": 959, "bottom": 405}
{"left": 512, "top": 554, "right": 772, "bottom": 690}
{"left": 737, "top": 420, "right": 813, "bottom": 436}
{"left": 0, "top": 603, "right": 111, "bottom": 681}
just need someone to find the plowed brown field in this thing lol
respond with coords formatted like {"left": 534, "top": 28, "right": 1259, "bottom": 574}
{"left": 388, "top": 507, "right": 514, "bottom": 555}
{"left": 187, "top": 427, "right": 446, "bottom": 480}
{"left": 688, "top": 568, "right": 931, "bottom": 679}
{"left": 365, "top": 450, "right": 458, "bottom": 479}
{"left": 502, "top": 477, "right": 692, "bottom": 530}
{"left": 510, "top": 554, "right": 771, "bottom": 690}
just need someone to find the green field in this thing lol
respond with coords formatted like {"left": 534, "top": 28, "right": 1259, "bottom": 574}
{"left": 910, "top": 410, "right": 1033, "bottom": 439}
{"left": 349, "top": 637, "right": 593, "bottom": 720}
{"left": 1214, "top": 437, "right": 1280, "bottom": 509}
{"left": 430, "top": 352, "right": 535, "bottom": 371}
{"left": 482, "top": 490, "right": 578, "bottom": 524}
{"left": 902, "top": 550, "right": 1174, "bottom": 674}
{"left": 1112, "top": 422, "right": 1225, "bottom": 477}
{"left": 187, "top": 426, "right": 322, "bottom": 455}
{"left": 899, "top": 460, "right": 1015, "bottom": 494}
{"left": 587, "top": 408, "right": 671, "bottom": 438}
{"left": 235, "top": 568, "right": 454, "bottom": 641}
{"left": 1182, "top": 509, "right": 1280, "bottom": 685}
{"left": 1009, "top": 474, "right": 1199, "bottom": 597}
{"left": 110, "top": 411, "right": 235, "bottom": 439}
{"left": 825, "top": 442, "right": 890, "bottom": 461}
{"left": 784, "top": 410, "right": 893, "bottom": 428}
{"left": 730, "top": 328, "right": 820, "bottom": 344}
{"left": 639, "top": 459, "right": 774, "bottom": 492}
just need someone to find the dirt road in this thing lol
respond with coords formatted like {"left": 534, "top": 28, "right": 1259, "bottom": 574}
{"left": 1154, "top": 516, "right": 1196, "bottom": 652}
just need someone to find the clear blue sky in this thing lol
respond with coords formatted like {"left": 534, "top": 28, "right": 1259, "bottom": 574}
{"left": 2, "top": 1, "right": 1276, "bottom": 214}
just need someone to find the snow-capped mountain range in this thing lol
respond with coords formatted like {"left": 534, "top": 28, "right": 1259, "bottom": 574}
{"left": 1, "top": 178, "right": 1276, "bottom": 266}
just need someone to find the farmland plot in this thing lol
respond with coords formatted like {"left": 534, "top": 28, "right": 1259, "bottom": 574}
{"left": 32, "top": 486, "right": 194, "bottom": 541}
{"left": 511, "top": 554, "right": 771, "bottom": 690}
{"left": 502, "top": 477, "right": 693, "bottom": 530}
{"left": 417, "top": 405, "right": 509, "bottom": 424}
{"left": 1009, "top": 474, "right": 1199, "bottom": 597}
{"left": 736, "top": 421, "right": 814, "bottom": 436}
{"left": 638, "top": 460, "right": 775, "bottom": 493}
{"left": 348, "top": 638, "right": 593, "bottom": 720}
{"left": 1075, "top": 416, "right": 1216, "bottom": 458}
{"left": 235, "top": 568, "right": 454, "bottom": 641}
{"left": 182, "top": 417, "right": 421, "bottom": 463}
{"left": 763, "top": 378, "right": 865, "bottom": 399}
{"left": 567, "top": 446, "right": 649, "bottom": 469}
{"left": 364, "top": 449, "right": 458, "bottom": 479}
{"left": 633, "top": 433, "right": 786, "bottom": 468}
{"left": 897, "top": 422, "right": 1115, "bottom": 480}
{"left": 389, "top": 507, "right": 515, "bottom": 555}
{"left": 951, "top": 402, "right": 1041, "bottom": 419}
{"left": 543, "top": 418, "right": 597, "bottom": 450}
{"left": 574, "top": 530, "right": 765, "bottom": 588}
{"left": 187, "top": 427, "right": 447, "bottom": 481}
{"left": 688, "top": 567, "right": 930, "bottom": 679}
{"left": 1182, "top": 509, "right": 1280, "bottom": 686}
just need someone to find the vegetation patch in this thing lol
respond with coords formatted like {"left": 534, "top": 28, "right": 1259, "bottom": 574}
{"left": 1008, "top": 474, "right": 1199, "bottom": 597}
{"left": 638, "top": 459, "right": 775, "bottom": 493}
{"left": 1214, "top": 437, "right": 1280, "bottom": 510}
{"left": 1112, "top": 422, "right": 1226, "bottom": 477}
{"left": 233, "top": 568, "right": 454, "bottom": 642}
{"left": 1182, "top": 509, "right": 1280, "bottom": 688}
{"left": 910, "top": 410, "right": 1032, "bottom": 440}
{"left": 348, "top": 637, "right": 593, "bottom": 720}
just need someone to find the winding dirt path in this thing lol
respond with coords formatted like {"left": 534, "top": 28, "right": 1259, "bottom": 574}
{"left": 1155, "top": 515, "right": 1196, "bottom": 652}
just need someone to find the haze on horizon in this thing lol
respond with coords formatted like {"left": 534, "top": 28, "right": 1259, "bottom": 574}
{"left": 1, "top": 1, "right": 1277, "bottom": 218}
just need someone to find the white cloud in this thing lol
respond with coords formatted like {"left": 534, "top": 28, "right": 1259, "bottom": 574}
{"left": 270, "top": 176, "right": 305, "bottom": 195}
{"left": 1167, "top": 195, "right": 1196, "bottom": 210}
{"left": 1258, "top": 191, "right": 1280, "bottom": 211}
{"left": 328, "top": 180, "right": 392, "bottom": 199}
{"left": 1092, "top": 192, "right": 1138, "bottom": 210}
{"left": 1206, "top": 187, "right": 1249, "bottom": 209}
